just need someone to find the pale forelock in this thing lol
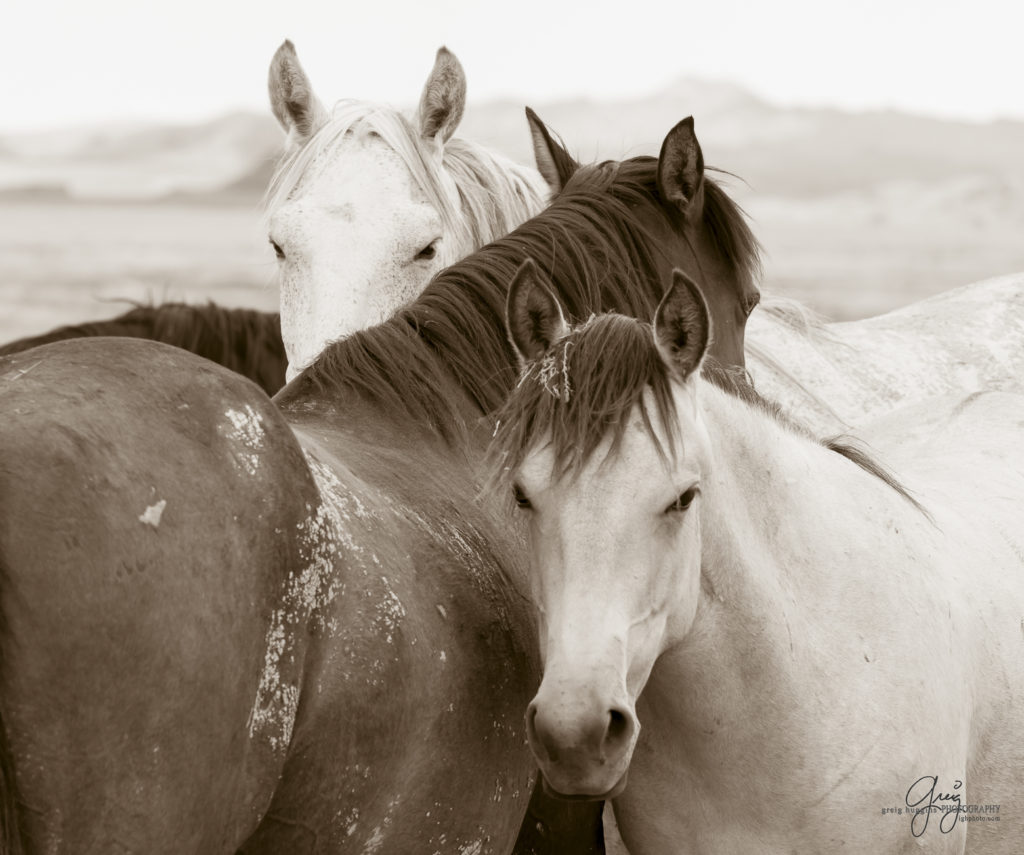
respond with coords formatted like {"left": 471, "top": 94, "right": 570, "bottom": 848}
{"left": 263, "top": 99, "right": 546, "bottom": 261}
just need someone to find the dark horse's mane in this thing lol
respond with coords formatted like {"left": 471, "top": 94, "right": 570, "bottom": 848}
{"left": 302, "top": 157, "right": 760, "bottom": 442}
{"left": 0, "top": 303, "right": 287, "bottom": 395}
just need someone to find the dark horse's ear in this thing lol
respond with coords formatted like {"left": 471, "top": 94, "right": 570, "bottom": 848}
{"left": 268, "top": 40, "right": 329, "bottom": 148}
{"left": 506, "top": 259, "right": 571, "bottom": 365}
{"left": 418, "top": 47, "right": 467, "bottom": 145}
{"left": 657, "top": 117, "right": 705, "bottom": 220}
{"left": 653, "top": 270, "right": 711, "bottom": 381}
{"left": 525, "top": 107, "right": 580, "bottom": 194}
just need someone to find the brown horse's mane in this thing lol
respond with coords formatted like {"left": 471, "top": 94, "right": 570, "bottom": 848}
{"left": 300, "top": 157, "right": 760, "bottom": 443}
{"left": 0, "top": 303, "right": 287, "bottom": 395}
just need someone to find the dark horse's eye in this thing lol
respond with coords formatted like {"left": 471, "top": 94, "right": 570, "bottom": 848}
{"left": 416, "top": 242, "right": 439, "bottom": 261}
{"left": 513, "top": 484, "right": 532, "bottom": 510}
{"left": 742, "top": 292, "right": 761, "bottom": 317}
{"left": 665, "top": 487, "right": 698, "bottom": 514}
{"left": 269, "top": 239, "right": 285, "bottom": 261}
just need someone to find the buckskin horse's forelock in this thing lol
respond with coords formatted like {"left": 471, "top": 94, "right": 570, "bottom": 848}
{"left": 488, "top": 310, "right": 924, "bottom": 509}
{"left": 488, "top": 315, "right": 682, "bottom": 488}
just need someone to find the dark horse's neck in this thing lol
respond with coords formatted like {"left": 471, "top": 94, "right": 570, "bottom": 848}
{"left": 275, "top": 159, "right": 759, "bottom": 453}
{"left": 271, "top": 158, "right": 761, "bottom": 855}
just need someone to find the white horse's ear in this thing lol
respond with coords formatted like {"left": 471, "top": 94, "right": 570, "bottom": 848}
{"left": 657, "top": 117, "right": 705, "bottom": 221}
{"left": 268, "top": 40, "right": 328, "bottom": 148}
{"left": 506, "top": 259, "right": 570, "bottom": 365}
{"left": 654, "top": 270, "right": 711, "bottom": 381}
{"left": 418, "top": 47, "right": 466, "bottom": 146}
{"left": 525, "top": 107, "right": 579, "bottom": 194}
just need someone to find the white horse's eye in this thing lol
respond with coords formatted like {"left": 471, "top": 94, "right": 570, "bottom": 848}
{"left": 513, "top": 484, "right": 532, "bottom": 510}
{"left": 416, "top": 241, "right": 439, "bottom": 261}
{"left": 665, "top": 486, "right": 698, "bottom": 514}
{"left": 269, "top": 238, "right": 286, "bottom": 261}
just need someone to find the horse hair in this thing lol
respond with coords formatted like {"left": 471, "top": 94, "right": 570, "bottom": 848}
{"left": 487, "top": 310, "right": 925, "bottom": 512}
{"left": 0, "top": 303, "right": 287, "bottom": 396}
{"left": 297, "top": 156, "right": 760, "bottom": 445}
{"left": 263, "top": 99, "right": 547, "bottom": 266}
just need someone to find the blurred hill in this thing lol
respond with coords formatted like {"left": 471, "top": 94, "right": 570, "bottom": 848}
{"left": 0, "top": 112, "right": 280, "bottom": 201}
{"left": 1, "top": 79, "right": 1023, "bottom": 203}
{"left": 2, "top": 80, "right": 1023, "bottom": 339}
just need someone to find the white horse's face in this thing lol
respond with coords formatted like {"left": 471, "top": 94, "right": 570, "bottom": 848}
{"left": 267, "top": 41, "right": 471, "bottom": 381}
{"left": 268, "top": 134, "right": 451, "bottom": 378}
{"left": 514, "top": 385, "right": 709, "bottom": 798}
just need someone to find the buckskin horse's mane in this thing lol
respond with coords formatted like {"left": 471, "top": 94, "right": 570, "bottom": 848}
{"left": 301, "top": 157, "right": 761, "bottom": 442}
{"left": 485, "top": 311, "right": 926, "bottom": 512}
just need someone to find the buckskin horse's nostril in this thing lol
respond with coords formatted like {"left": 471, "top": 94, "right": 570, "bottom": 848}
{"left": 605, "top": 707, "right": 633, "bottom": 753}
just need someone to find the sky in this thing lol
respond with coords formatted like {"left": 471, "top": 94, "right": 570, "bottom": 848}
{"left": 4, "top": 0, "right": 1023, "bottom": 133}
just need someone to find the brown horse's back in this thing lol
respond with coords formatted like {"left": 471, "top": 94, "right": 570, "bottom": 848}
{"left": 0, "top": 339, "right": 314, "bottom": 852}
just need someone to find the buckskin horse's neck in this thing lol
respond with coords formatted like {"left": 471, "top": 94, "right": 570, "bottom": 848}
{"left": 605, "top": 385, "right": 954, "bottom": 853}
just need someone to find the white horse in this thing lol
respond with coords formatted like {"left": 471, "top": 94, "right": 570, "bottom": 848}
{"left": 747, "top": 272, "right": 1024, "bottom": 435}
{"left": 265, "top": 40, "right": 548, "bottom": 379}
{"left": 491, "top": 262, "right": 1024, "bottom": 854}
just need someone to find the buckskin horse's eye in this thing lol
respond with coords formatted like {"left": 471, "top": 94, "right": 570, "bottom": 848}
{"left": 743, "top": 292, "right": 761, "bottom": 317}
{"left": 665, "top": 486, "right": 698, "bottom": 514}
{"left": 513, "top": 484, "right": 532, "bottom": 510}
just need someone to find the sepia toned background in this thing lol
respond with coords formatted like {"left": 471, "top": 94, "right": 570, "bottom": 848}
{"left": 3, "top": 0, "right": 1023, "bottom": 344}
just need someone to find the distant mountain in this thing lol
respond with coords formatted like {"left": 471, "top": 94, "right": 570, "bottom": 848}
{"left": 0, "top": 183, "right": 74, "bottom": 202}
{"left": 1, "top": 82, "right": 1022, "bottom": 203}
{"left": 0, "top": 113, "right": 283, "bottom": 200}
{"left": 460, "top": 81, "right": 1024, "bottom": 197}
{"left": 162, "top": 157, "right": 278, "bottom": 206}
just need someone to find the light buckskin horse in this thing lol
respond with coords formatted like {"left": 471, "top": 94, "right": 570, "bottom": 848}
{"left": 0, "top": 114, "right": 761, "bottom": 854}
{"left": 490, "top": 264, "right": 1024, "bottom": 854}
{"left": 265, "top": 40, "right": 549, "bottom": 379}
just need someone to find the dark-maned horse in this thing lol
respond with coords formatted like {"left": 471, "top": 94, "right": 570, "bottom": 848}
{"left": 0, "top": 302, "right": 287, "bottom": 396}
{"left": 0, "top": 112, "right": 760, "bottom": 854}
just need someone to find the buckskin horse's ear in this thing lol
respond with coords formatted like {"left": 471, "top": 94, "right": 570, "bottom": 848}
{"left": 525, "top": 107, "right": 580, "bottom": 194}
{"left": 657, "top": 117, "right": 705, "bottom": 220}
{"left": 418, "top": 47, "right": 467, "bottom": 145}
{"left": 506, "top": 259, "right": 570, "bottom": 365}
{"left": 268, "top": 40, "right": 329, "bottom": 148}
{"left": 654, "top": 270, "right": 711, "bottom": 381}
